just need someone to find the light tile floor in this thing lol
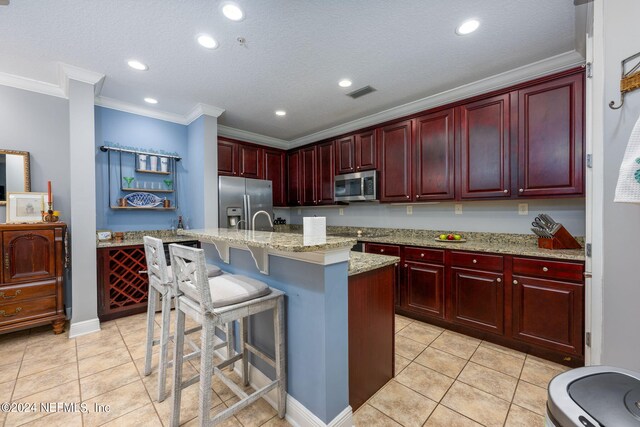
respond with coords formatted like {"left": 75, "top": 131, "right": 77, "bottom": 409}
{"left": 353, "top": 314, "right": 570, "bottom": 427}
{"left": 0, "top": 312, "right": 570, "bottom": 426}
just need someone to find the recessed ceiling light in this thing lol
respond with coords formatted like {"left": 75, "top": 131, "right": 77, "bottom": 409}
{"left": 338, "top": 79, "right": 352, "bottom": 88}
{"left": 456, "top": 19, "right": 480, "bottom": 35}
{"left": 275, "top": 110, "right": 286, "bottom": 117}
{"left": 127, "top": 60, "right": 148, "bottom": 71}
{"left": 144, "top": 97, "right": 158, "bottom": 104}
{"left": 197, "top": 34, "right": 218, "bottom": 49}
{"left": 222, "top": 3, "right": 244, "bottom": 21}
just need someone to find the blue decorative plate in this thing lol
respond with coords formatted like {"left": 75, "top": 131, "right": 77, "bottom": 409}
{"left": 123, "top": 192, "right": 163, "bottom": 207}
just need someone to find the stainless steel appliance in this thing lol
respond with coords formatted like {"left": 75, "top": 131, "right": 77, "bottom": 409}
{"left": 219, "top": 176, "right": 273, "bottom": 231}
{"left": 334, "top": 170, "right": 377, "bottom": 202}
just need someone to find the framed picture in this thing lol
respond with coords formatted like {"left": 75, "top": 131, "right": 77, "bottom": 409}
{"left": 6, "top": 192, "right": 49, "bottom": 223}
{"left": 96, "top": 230, "right": 113, "bottom": 241}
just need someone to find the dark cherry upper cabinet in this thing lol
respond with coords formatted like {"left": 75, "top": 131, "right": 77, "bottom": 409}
{"left": 512, "top": 275, "right": 584, "bottom": 355}
{"left": 449, "top": 267, "right": 504, "bottom": 335}
{"left": 379, "top": 120, "right": 413, "bottom": 202}
{"left": 263, "top": 148, "right": 286, "bottom": 207}
{"left": 414, "top": 109, "right": 456, "bottom": 201}
{"left": 403, "top": 261, "right": 445, "bottom": 320}
{"left": 355, "top": 130, "right": 377, "bottom": 171}
{"left": 300, "top": 146, "right": 317, "bottom": 205}
{"left": 517, "top": 73, "right": 584, "bottom": 197}
{"left": 238, "top": 144, "right": 262, "bottom": 179}
{"left": 336, "top": 136, "right": 355, "bottom": 174}
{"left": 287, "top": 150, "right": 302, "bottom": 206}
{"left": 316, "top": 141, "right": 335, "bottom": 205}
{"left": 3, "top": 229, "right": 56, "bottom": 284}
{"left": 459, "top": 94, "right": 511, "bottom": 199}
{"left": 218, "top": 139, "right": 238, "bottom": 176}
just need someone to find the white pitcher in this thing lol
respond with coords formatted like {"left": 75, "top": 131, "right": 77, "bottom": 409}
{"left": 160, "top": 157, "right": 169, "bottom": 172}
{"left": 149, "top": 155, "right": 158, "bottom": 171}
{"left": 138, "top": 154, "right": 147, "bottom": 170}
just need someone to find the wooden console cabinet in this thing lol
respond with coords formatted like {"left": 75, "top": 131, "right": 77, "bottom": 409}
{"left": 0, "top": 223, "right": 67, "bottom": 335}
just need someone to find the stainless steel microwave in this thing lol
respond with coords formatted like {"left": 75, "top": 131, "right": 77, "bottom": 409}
{"left": 334, "top": 170, "right": 377, "bottom": 202}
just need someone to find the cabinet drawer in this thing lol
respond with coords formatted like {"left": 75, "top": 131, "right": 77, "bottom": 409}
{"left": 0, "top": 297, "right": 57, "bottom": 327}
{"left": 365, "top": 243, "right": 401, "bottom": 257}
{"left": 450, "top": 251, "right": 503, "bottom": 272}
{"left": 403, "top": 247, "right": 444, "bottom": 264}
{"left": 513, "top": 257, "right": 584, "bottom": 282}
{"left": 0, "top": 281, "right": 56, "bottom": 303}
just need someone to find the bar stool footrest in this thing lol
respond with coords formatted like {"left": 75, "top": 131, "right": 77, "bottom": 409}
{"left": 209, "top": 381, "right": 279, "bottom": 426}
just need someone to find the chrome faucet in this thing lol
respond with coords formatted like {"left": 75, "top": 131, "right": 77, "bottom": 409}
{"left": 252, "top": 210, "right": 273, "bottom": 231}
{"left": 234, "top": 219, "right": 247, "bottom": 230}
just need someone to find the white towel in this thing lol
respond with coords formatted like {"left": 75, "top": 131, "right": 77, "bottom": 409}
{"left": 615, "top": 115, "right": 640, "bottom": 203}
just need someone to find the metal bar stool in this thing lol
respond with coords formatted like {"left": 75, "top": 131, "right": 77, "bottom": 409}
{"left": 168, "top": 243, "right": 286, "bottom": 426}
{"left": 142, "top": 236, "right": 233, "bottom": 402}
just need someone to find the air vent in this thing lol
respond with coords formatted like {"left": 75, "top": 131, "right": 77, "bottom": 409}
{"left": 347, "top": 85, "right": 376, "bottom": 99}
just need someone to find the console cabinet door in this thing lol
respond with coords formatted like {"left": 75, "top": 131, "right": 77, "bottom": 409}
{"left": 403, "top": 261, "right": 445, "bottom": 319}
{"left": 300, "top": 146, "right": 317, "bottom": 205}
{"left": 238, "top": 144, "right": 262, "bottom": 179}
{"left": 355, "top": 130, "right": 377, "bottom": 171}
{"left": 459, "top": 94, "right": 511, "bottom": 199}
{"left": 3, "top": 229, "right": 56, "bottom": 284}
{"left": 517, "top": 73, "right": 584, "bottom": 197}
{"left": 512, "top": 275, "right": 583, "bottom": 355}
{"left": 287, "top": 150, "right": 302, "bottom": 206}
{"left": 379, "top": 120, "right": 413, "bottom": 202}
{"left": 414, "top": 108, "right": 456, "bottom": 201}
{"left": 264, "top": 149, "right": 286, "bottom": 207}
{"left": 450, "top": 267, "right": 504, "bottom": 335}
{"left": 218, "top": 139, "right": 238, "bottom": 176}
{"left": 316, "top": 141, "right": 335, "bottom": 205}
{"left": 336, "top": 136, "right": 355, "bottom": 174}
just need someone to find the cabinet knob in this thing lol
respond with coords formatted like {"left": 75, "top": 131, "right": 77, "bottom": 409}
{"left": 380, "top": 249, "right": 384, "bottom": 253}
{"left": 420, "top": 253, "right": 424, "bottom": 257}
{"left": 472, "top": 259, "right": 477, "bottom": 264}
{"left": 416, "top": 195, "right": 420, "bottom": 198}
{"left": 356, "top": 166, "right": 360, "bottom": 170}
{"left": 503, "top": 189, "right": 508, "bottom": 193}
{"left": 513, "top": 280, "right": 518, "bottom": 285}
{"left": 404, "top": 264, "right": 408, "bottom": 268}
{"left": 406, "top": 195, "right": 410, "bottom": 199}
{"left": 496, "top": 278, "right": 502, "bottom": 283}
{"left": 519, "top": 188, "right": 524, "bottom": 193}
{"left": 542, "top": 267, "right": 549, "bottom": 272}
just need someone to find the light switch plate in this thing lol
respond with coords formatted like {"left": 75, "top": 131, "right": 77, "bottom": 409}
{"left": 339, "top": 208, "right": 344, "bottom": 216}
{"left": 455, "top": 204, "right": 463, "bottom": 215}
{"left": 407, "top": 205, "right": 413, "bottom": 215}
{"left": 518, "top": 203, "right": 528, "bottom": 215}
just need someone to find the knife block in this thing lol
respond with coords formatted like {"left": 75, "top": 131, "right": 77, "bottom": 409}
{"left": 538, "top": 225, "right": 582, "bottom": 250}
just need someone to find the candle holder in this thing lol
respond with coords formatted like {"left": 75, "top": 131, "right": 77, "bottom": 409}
{"left": 42, "top": 202, "right": 59, "bottom": 223}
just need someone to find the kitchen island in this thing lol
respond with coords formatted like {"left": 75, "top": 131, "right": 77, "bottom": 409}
{"left": 177, "top": 228, "right": 361, "bottom": 427}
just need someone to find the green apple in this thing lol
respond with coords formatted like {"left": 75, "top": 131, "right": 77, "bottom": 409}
{"left": 439, "top": 234, "right": 447, "bottom": 240}
{"left": 454, "top": 234, "right": 462, "bottom": 240}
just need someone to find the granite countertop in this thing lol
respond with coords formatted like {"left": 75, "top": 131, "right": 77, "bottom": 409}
{"left": 178, "top": 228, "right": 357, "bottom": 253}
{"left": 276, "top": 225, "right": 585, "bottom": 261}
{"left": 348, "top": 251, "right": 399, "bottom": 276}
{"left": 96, "top": 230, "right": 198, "bottom": 248}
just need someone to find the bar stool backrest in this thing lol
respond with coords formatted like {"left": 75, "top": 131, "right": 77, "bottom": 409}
{"left": 168, "top": 244, "right": 212, "bottom": 313}
{"left": 143, "top": 236, "right": 170, "bottom": 287}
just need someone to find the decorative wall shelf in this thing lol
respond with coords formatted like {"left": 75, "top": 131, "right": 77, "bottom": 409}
{"left": 135, "top": 169, "right": 172, "bottom": 175}
{"left": 121, "top": 188, "right": 173, "bottom": 193}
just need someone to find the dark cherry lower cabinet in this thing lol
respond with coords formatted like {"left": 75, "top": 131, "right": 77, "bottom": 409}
{"left": 349, "top": 265, "right": 395, "bottom": 411}
{"left": 364, "top": 243, "right": 401, "bottom": 308}
{"left": 403, "top": 261, "right": 445, "bottom": 320}
{"left": 450, "top": 267, "right": 504, "bottom": 335}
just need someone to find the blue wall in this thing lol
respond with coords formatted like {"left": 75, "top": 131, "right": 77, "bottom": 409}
{"left": 95, "top": 107, "right": 191, "bottom": 231}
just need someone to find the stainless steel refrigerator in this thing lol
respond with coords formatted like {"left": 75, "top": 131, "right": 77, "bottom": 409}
{"left": 219, "top": 176, "right": 273, "bottom": 231}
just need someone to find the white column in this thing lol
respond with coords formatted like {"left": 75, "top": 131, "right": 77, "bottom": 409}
{"left": 64, "top": 65, "right": 105, "bottom": 338}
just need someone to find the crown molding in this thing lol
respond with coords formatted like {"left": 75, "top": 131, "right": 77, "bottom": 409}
{"left": 0, "top": 70, "right": 66, "bottom": 98}
{"left": 59, "top": 63, "right": 105, "bottom": 97}
{"left": 288, "top": 50, "right": 586, "bottom": 148}
{"left": 95, "top": 96, "right": 188, "bottom": 124}
{"left": 218, "top": 125, "right": 289, "bottom": 149}
{"left": 185, "top": 103, "right": 226, "bottom": 124}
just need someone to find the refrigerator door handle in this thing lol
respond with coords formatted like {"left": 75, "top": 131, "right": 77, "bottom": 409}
{"left": 242, "top": 194, "right": 248, "bottom": 230}
{"left": 246, "top": 194, "right": 252, "bottom": 230}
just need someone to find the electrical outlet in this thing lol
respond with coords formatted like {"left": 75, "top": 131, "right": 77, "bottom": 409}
{"left": 518, "top": 203, "right": 528, "bottom": 215}
{"left": 339, "top": 208, "right": 344, "bottom": 216}
{"left": 407, "top": 205, "right": 413, "bottom": 215}
{"left": 455, "top": 204, "right": 463, "bottom": 215}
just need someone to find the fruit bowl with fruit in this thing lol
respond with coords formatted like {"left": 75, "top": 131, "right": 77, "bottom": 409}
{"left": 435, "top": 233, "right": 466, "bottom": 243}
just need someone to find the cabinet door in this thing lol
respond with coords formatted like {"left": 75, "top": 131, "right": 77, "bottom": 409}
{"left": 355, "top": 130, "right": 377, "bottom": 171}
{"left": 218, "top": 139, "right": 238, "bottom": 176}
{"left": 316, "top": 141, "right": 335, "bottom": 205}
{"left": 402, "top": 261, "right": 445, "bottom": 319}
{"left": 238, "top": 144, "right": 262, "bottom": 179}
{"left": 459, "top": 94, "right": 511, "bottom": 199}
{"left": 512, "top": 275, "right": 583, "bottom": 355}
{"left": 414, "top": 109, "right": 456, "bottom": 201}
{"left": 264, "top": 149, "right": 286, "bottom": 207}
{"left": 335, "top": 136, "right": 355, "bottom": 174}
{"left": 300, "top": 146, "right": 317, "bottom": 205}
{"left": 378, "top": 120, "right": 413, "bottom": 202}
{"left": 450, "top": 267, "right": 504, "bottom": 335}
{"left": 517, "top": 73, "right": 584, "bottom": 196}
{"left": 365, "top": 243, "right": 401, "bottom": 307}
{"left": 3, "top": 229, "right": 56, "bottom": 284}
{"left": 287, "top": 150, "right": 301, "bottom": 206}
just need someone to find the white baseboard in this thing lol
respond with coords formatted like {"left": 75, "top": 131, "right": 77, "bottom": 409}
{"left": 68, "top": 317, "right": 101, "bottom": 338}
{"left": 214, "top": 345, "right": 352, "bottom": 427}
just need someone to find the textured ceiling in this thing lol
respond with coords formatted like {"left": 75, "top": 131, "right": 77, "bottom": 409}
{"left": 0, "top": 1, "right": 580, "bottom": 140}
